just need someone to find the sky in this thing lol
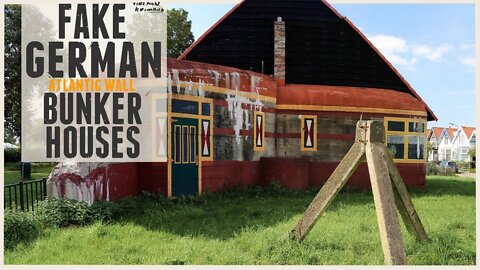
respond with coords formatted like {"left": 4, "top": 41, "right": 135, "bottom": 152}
{"left": 167, "top": 2, "right": 476, "bottom": 129}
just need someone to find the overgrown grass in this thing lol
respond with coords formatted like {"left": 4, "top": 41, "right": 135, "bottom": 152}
{"left": 4, "top": 176, "right": 475, "bottom": 265}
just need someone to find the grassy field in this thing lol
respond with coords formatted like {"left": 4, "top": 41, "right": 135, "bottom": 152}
{"left": 4, "top": 162, "right": 56, "bottom": 185}
{"left": 4, "top": 162, "right": 57, "bottom": 210}
{"left": 4, "top": 175, "right": 475, "bottom": 265}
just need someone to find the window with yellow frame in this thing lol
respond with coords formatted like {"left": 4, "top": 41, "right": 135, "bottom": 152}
{"left": 384, "top": 117, "right": 427, "bottom": 162}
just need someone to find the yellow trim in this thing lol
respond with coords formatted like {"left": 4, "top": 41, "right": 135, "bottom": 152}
{"left": 276, "top": 104, "right": 427, "bottom": 117}
{"left": 300, "top": 115, "right": 318, "bottom": 152}
{"left": 167, "top": 96, "right": 172, "bottom": 197}
{"left": 173, "top": 81, "right": 276, "bottom": 103}
{"left": 182, "top": 126, "right": 189, "bottom": 164}
{"left": 173, "top": 126, "right": 181, "bottom": 164}
{"left": 384, "top": 117, "right": 427, "bottom": 163}
{"left": 171, "top": 112, "right": 203, "bottom": 119}
{"left": 190, "top": 126, "right": 196, "bottom": 164}
{"left": 393, "top": 159, "right": 427, "bottom": 164}
{"left": 199, "top": 119, "right": 214, "bottom": 162}
{"left": 150, "top": 93, "right": 168, "bottom": 162}
{"left": 253, "top": 111, "right": 266, "bottom": 151}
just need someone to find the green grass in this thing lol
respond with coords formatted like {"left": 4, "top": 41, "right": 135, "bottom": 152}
{"left": 4, "top": 176, "right": 475, "bottom": 265}
{"left": 4, "top": 162, "right": 56, "bottom": 185}
{"left": 4, "top": 162, "right": 57, "bottom": 210}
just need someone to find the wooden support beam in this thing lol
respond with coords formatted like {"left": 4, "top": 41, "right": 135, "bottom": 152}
{"left": 290, "top": 120, "right": 427, "bottom": 265}
{"left": 365, "top": 141, "right": 407, "bottom": 265}
{"left": 381, "top": 145, "right": 429, "bottom": 241}
{"left": 290, "top": 142, "right": 365, "bottom": 241}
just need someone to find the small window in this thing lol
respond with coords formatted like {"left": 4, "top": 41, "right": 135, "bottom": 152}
{"left": 385, "top": 117, "right": 427, "bottom": 162}
{"left": 407, "top": 135, "right": 425, "bottom": 160}
{"left": 408, "top": 122, "right": 424, "bottom": 133}
{"left": 190, "top": 126, "right": 196, "bottom": 163}
{"left": 182, "top": 126, "right": 189, "bottom": 163}
{"left": 387, "top": 135, "right": 405, "bottom": 159}
{"left": 174, "top": 126, "right": 181, "bottom": 163}
{"left": 387, "top": 121, "right": 405, "bottom": 132}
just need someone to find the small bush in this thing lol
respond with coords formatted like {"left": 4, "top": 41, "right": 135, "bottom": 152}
{"left": 427, "top": 162, "right": 439, "bottom": 175}
{"left": 456, "top": 161, "right": 470, "bottom": 172}
{"left": 36, "top": 198, "right": 89, "bottom": 227}
{"left": 4, "top": 209, "right": 42, "bottom": 249}
{"left": 427, "top": 162, "right": 456, "bottom": 176}
{"left": 87, "top": 200, "right": 121, "bottom": 223}
{"left": 4, "top": 148, "right": 21, "bottom": 162}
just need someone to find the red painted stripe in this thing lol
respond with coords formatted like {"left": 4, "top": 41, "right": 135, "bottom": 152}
{"left": 213, "top": 128, "right": 276, "bottom": 138}
{"left": 265, "top": 132, "right": 276, "bottom": 138}
{"left": 274, "top": 133, "right": 354, "bottom": 140}
{"left": 214, "top": 128, "right": 254, "bottom": 136}
{"left": 275, "top": 133, "right": 301, "bottom": 139}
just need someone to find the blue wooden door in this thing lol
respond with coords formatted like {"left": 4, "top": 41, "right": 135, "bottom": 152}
{"left": 171, "top": 117, "right": 199, "bottom": 196}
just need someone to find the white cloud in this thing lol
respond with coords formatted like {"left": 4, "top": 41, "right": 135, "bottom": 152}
{"left": 368, "top": 34, "right": 416, "bottom": 66}
{"left": 366, "top": 34, "right": 453, "bottom": 67}
{"left": 459, "top": 43, "right": 474, "bottom": 51}
{"left": 460, "top": 56, "right": 475, "bottom": 68}
{"left": 368, "top": 34, "right": 408, "bottom": 54}
{"left": 412, "top": 43, "right": 453, "bottom": 62}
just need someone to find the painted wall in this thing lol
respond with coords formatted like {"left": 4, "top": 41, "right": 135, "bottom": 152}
{"left": 47, "top": 59, "right": 430, "bottom": 203}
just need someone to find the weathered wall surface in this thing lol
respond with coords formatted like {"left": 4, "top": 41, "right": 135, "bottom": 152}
{"left": 47, "top": 162, "right": 138, "bottom": 205}
{"left": 275, "top": 113, "right": 359, "bottom": 160}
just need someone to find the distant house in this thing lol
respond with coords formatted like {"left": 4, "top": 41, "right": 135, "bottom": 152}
{"left": 431, "top": 126, "right": 476, "bottom": 162}
{"left": 427, "top": 127, "right": 443, "bottom": 161}
{"left": 452, "top": 126, "right": 476, "bottom": 161}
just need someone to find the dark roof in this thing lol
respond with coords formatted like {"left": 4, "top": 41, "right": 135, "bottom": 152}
{"left": 179, "top": 0, "right": 436, "bottom": 121}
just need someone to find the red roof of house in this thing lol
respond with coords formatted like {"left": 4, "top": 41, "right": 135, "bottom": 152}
{"left": 277, "top": 84, "right": 427, "bottom": 113}
{"left": 432, "top": 127, "right": 444, "bottom": 140}
{"left": 446, "top": 128, "right": 458, "bottom": 141}
{"left": 462, "top": 126, "right": 476, "bottom": 140}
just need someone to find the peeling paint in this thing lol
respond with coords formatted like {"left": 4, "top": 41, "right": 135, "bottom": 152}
{"left": 186, "top": 80, "right": 193, "bottom": 94}
{"left": 226, "top": 86, "right": 264, "bottom": 145}
{"left": 250, "top": 75, "right": 262, "bottom": 93}
{"left": 46, "top": 162, "right": 112, "bottom": 205}
{"left": 231, "top": 72, "right": 240, "bottom": 91}
{"left": 172, "top": 69, "right": 180, "bottom": 92}
{"left": 198, "top": 79, "right": 205, "bottom": 97}
{"left": 225, "top": 72, "right": 230, "bottom": 89}
{"left": 167, "top": 73, "right": 172, "bottom": 93}
{"left": 208, "top": 70, "right": 221, "bottom": 87}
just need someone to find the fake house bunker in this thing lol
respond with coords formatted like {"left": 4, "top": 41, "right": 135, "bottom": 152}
{"left": 47, "top": 0, "right": 436, "bottom": 203}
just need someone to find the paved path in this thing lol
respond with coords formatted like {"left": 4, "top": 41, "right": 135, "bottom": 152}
{"left": 456, "top": 172, "right": 476, "bottom": 179}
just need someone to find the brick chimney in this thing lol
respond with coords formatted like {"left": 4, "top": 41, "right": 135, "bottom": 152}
{"left": 274, "top": 17, "right": 285, "bottom": 85}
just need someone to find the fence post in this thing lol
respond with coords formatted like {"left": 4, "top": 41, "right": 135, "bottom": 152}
{"left": 43, "top": 178, "right": 47, "bottom": 199}
{"left": 19, "top": 180, "right": 24, "bottom": 211}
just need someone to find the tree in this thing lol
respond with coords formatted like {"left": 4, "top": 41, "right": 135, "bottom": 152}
{"left": 167, "top": 8, "right": 194, "bottom": 58}
{"left": 128, "top": 8, "right": 194, "bottom": 58}
{"left": 4, "top": 5, "right": 21, "bottom": 140}
{"left": 426, "top": 142, "right": 433, "bottom": 160}
{"left": 468, "top": 148, "right": 475, "bottom": 161}
{"left": 4, "top": 5, "right": 55, "bottom": 141}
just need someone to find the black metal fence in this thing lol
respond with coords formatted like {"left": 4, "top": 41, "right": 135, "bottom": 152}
{"left": 4, "top": 178, "right": 47, "bottom": 211}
